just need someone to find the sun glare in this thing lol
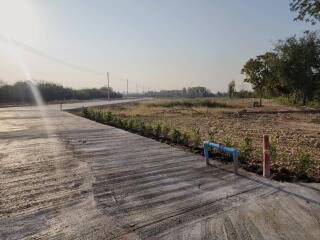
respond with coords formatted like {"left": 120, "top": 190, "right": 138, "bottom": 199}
{"left": 0, "top": 0, "right": 39, "bottom": 41}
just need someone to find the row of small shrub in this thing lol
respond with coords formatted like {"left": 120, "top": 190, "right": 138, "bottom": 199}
{"left": 81, "top": 107, "right": 317, "bottom": 181}
{"left": 237, "top": 135, "right": 316, "bottom": 180}
{"left": 206, "top": 131, "right": 316, "bottom": 181}
{"left": 81, "top": 107, "right": 203, "bottom": 148}
{"left": 147, "top": 98, "right": 233, "bottom": 108}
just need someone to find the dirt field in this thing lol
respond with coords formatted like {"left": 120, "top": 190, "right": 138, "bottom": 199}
{"left": 97, "top": 98, "right": 320, "bottom": 181}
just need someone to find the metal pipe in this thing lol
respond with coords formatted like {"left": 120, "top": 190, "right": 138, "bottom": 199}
{"left": 203, "top": 140, "right": 240, "bottom": 174}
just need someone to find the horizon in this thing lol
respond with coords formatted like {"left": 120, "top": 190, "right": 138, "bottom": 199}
{"left": 0, "top": 0, "right": 318, "bottom": 93}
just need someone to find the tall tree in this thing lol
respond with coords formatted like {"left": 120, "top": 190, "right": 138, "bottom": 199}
{"left": 290, "top": 0, "right": 320, "bottom": 25}
{"left": 275, "top": 31, "right": 320, "bottom": 105}
{"left": 241, "top": 54, "right": 275, "bottom": 106}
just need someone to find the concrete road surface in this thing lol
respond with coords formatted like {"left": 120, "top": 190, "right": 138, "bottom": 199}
{"left": 47, "top": 98, "right": 148, "bottom": 111}
{"left": 0, "top": 106, "right": 319, "bottom": 239}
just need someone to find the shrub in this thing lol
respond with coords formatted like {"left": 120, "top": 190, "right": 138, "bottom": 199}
{"left": 161, "top": 124, "right": 171, "bottom": 138}
{"left": 207, "top": 130, "right": 215, "bottom": 142}
{"left": 239, "top": 136, "right": 253, "bottom": 161}
{"left": 221, "top": 135, "right": 233, "bottom": 147}
{"left": 115, "top": 117, "right": 124, "bottom": 128}
{"left": 191, "top": 128, "right": 201, "bottom": 147}
{"left": 171, "top": 128, "right": 182, "bottom": 144}
{"left": 105, "top": 111, "right": 114, "bottom": 123}
{"left": 95, "top": 110, "right": 105, "bottom": 123}
{"left": 153, "top": 123, "right": 162, "bottom": 138}
{"left": 306, "top": 100, "right": 320, "bottom": 109}
{"left": 127, "top": 118, "right": 135, "bottom": 129}
{"left": 137, "top": 121, "right": 146, "bottom": 133}
{"left": 81, "top": 107, "right": 89, "bottom": 118}
{"left": 132, "top": 119, "right": 140, "bottom": 131}
{"left": 295, "top": 150, "right": 313, "bottom": 178}
{"left": 122, "top": 118, "right": 129, "bottom": 129}
{"left": 181, "top": 132, "right": 190, "bottom": 146}
{"left": 145, "top": 122, "right": 153, "bottom": 135}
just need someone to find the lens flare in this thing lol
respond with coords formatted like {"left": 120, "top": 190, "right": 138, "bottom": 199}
{"left": 0, "top": 0, "right": 39, "bottom": 41}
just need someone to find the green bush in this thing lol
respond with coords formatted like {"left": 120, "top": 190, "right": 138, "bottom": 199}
{"left": 153, "top": 123, "right": 162, "bottom": 138}
{"left": 171, "top": 128, "right": 182, "bottom": 144}
{"left": 295, "top": 150, "right": 313, "bottom": 178}
{"left": 81, "top": 107, "right": 89, "bottom": 118}
{"left": 137, "top": 121, "right": 146, "bottom": 133}
{"left": 127, "top": 118, "right": 135, "bottom": 129}
{"left": 306, "top": 100, "right": 320, "bottom": 109}
{"left": 191, "top": 128, "right": 201, "bottom": 147}
{"left": 161, "top": 124, "right": 171, "bottom": 138}
{"left": 221, "top": 135, "right": 233, "bottom": 147}
{"left": 95, "top": 110, "right": 105, "bottom": 123}
{"left": 207, "top": 130, "right": 215, "bottom": 142}
{"left": 145, "top": 122, "right": 153, "bottom": 135}
{"left": 181, "top": 132, "right": 190, "bottom": 146}
{"left": 105, "top": 111, "right": 114, "bottom": 123}
{"left": 239, "top": 136, "right": 253, "bottom": 161}
{"left": 122, "top": 118, "right": 129, "bottom": 129}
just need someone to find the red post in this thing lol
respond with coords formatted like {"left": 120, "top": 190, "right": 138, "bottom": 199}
{"left": 263, "top": 134, "right": 270, "bottom": 178}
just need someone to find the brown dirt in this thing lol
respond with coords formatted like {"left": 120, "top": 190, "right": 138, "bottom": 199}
{"left": 98, "top": 98, "right": 320, "bottom": 180}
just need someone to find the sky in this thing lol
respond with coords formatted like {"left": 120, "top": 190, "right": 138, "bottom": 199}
{"left": 0, "top": 0, "right": 318, "bottom": 93}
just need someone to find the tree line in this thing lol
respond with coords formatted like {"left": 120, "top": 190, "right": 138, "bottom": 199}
{"left": 241, "top": 31, "right": 320, "bottom": 106}
{"left": 129, "top": 86, "right": 215, "bottom": 98}
{"left": 0, "top": 81, "right": 122, "bottom": 103}
{"left": 239, "top": 0, "right": 320, "bottom": 107}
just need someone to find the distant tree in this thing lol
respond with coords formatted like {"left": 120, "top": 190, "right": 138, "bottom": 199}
{"left": 290, "top": 0, "right": 320, "bottom": 25}
{"left": 275, "top": 31, "right": 320, "bottom": 105}
{"left": 0, "top": 81, "right": 123, "bottom": 103}
{"left": 241, "top": 54, "right": 275, "bottom": 106}
{"left": 187, "top": 86, "right": 211, "bottom": 97}
{"left": 228, "top": 80, "right": 236, "bottom": 98}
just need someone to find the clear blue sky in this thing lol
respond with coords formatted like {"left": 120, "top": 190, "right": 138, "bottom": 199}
{"left": 0, "top": 0, "right": 317, "bottom": 92}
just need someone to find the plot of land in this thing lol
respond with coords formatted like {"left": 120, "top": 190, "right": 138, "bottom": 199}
{"left": 0, "top": 105, "right": 320, "bottom": 239}
{"left": 98, "top": 98, "right": 320, "bottom": 180}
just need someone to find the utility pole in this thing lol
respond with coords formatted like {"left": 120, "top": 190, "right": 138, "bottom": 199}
{"left": 127, "top": 79, "right": 128, "bottom": 97}
{"left": 107, "top": 72, "right": 110, "bottom": 100}
{"left": 136, "top": 84, "right": 138, "bottom": 94}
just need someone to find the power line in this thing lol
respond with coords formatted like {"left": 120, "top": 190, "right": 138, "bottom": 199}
{"left": 0, "top": 34, "right": 106, "bottom": 76}
{"left": 0, "top": 34, "right": 153, "bottom": 93}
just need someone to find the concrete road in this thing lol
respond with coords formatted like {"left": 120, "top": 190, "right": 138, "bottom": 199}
{"left": 0, "top": 107, "right": 319, "bottom": 239}
{"left": 47, "top": 98, "right": 148, "bottom": 111}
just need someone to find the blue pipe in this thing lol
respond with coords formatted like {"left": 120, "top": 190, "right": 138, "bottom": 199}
{"left": 203, "top": 140, "right": 240, "bottom": 174}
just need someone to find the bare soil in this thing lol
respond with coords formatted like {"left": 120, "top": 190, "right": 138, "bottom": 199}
{"left": 98, "top": 98, "right": 320, "bottom": 181}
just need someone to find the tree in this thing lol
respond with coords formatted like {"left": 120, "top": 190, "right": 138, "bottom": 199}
{"left": 290, "top": 0, "right": 320, "bottom": 25}
{"left": 275, "top": 31, "right": 320, "bottom": 105}
{"left": 228, "top": 80, "right": 235, "bottom": 98}
{"left": 241, "top": 53, "right": 276, "bottom": 106}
